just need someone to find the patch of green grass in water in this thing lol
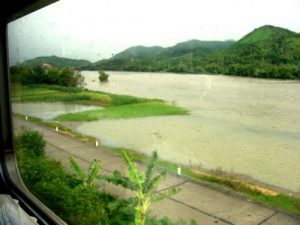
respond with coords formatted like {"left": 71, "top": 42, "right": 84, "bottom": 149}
{"left": 55, "top": 102, "right": 188, "bottom": 121}
{"left": 12, "top": 84, "right": 162, "bottom": 107}
{"left": 108, "top": 92, "right": 163, "bottom": 106}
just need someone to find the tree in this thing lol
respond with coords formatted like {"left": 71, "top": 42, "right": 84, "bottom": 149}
{"left": 97, "top": 151, "right": 181, "bottom": 225}
{"left": 99, "top": 70, "right": 109, "bottom": 82}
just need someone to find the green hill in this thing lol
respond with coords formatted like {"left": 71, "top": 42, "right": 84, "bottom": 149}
{"left": 21, "top": 56, "right": 92, "bottom": 69}
{"left": 84, "top": 40, "right": 234, "bottom": 72}
{"left": 85, "top": 46, "right": 165, "bottom": 71}
{"left": 22, "top": 25, "right": 300, "bottom": 79}
{"left": 209, "top": 25, "right": 300, "bottom": 78}
{"left": 112, "top": 46, "right": 165, "bottom": 60}
{"left": 223, "top": 25, "right": 300, "bottom": 63}
{"left": 151, "top": 40, "right": 234, "bottom": 73}
{"left": 163, "top": 39, "right": 234, "bottom": 57}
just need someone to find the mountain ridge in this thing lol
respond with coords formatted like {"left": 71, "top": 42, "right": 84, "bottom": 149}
{"left": 21, "top": 25, "right": 300, "bottom": 79}
{"left": 20, "top": 55, "right": 92, "bottom": 69}
{"left": 84, "top": 39, "right": 235, "bottom": 72}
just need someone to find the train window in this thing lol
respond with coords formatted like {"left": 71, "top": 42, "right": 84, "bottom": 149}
{"left": 7, "top": 0, "right": 300, "bottom": 224}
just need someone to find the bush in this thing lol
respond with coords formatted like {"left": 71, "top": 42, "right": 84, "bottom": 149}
{"left": 15, "top": 127, "right": 45, "bottom": 157}
{"left": 99, "top": 70, "right": 109, "bottom": 82}
{"left": 58, "top": 67, "right": 85, "bottom": 87}
{"left": 10, "top": 65, "right": 85, "bottom": 87}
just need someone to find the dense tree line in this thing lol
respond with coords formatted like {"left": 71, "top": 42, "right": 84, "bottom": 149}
{"left": 10, "top": 65, "right": 84, "bottom": 87}
{"left": 89, "top": 56, "right": 300, "bottom": 79}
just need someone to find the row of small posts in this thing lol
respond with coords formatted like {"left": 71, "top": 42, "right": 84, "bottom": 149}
{"left": 25, "top": 115, "right": 182, "bottom": 176}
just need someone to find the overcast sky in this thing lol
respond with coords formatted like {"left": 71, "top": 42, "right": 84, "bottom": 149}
{"left": 8, "top": 0, "right": 300, "bottom": 64}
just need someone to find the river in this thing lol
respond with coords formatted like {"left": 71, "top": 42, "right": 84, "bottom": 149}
{"left": 12, "top": 102, "right": 100, "bottom": 120}
{"left": 79, "top": 71, "right": 300, "bottom": 193}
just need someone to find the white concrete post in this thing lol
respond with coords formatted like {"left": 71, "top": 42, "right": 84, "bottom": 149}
{"left": 95, "top": 140, "right": 99, "bottom": 147}
{"left": 177, "top": 166, "right": 181, "bottom": 176}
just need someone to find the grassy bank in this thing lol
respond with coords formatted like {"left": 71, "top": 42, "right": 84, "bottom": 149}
{"left": 12, "top": 84, "right": 188, "bottom": 121}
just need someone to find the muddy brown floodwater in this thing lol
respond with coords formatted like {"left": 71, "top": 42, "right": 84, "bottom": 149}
{"left": 53, "top": 72, "right": 300, "bottom": 192}
{"left": 12, "top": 102, "right": 100, "bottom": 120}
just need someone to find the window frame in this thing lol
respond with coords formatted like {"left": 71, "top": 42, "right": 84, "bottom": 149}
{"left": 0, "top": 0, "right": 66, "bottom": 224}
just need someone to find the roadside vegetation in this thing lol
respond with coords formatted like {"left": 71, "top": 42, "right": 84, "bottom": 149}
{"left": 97, "top": 151, "right": 182, "bottom": 225}
{"left": 16, "top": 114, "right": 300, "bottom": 217}
{"left": 15, "top": 128, "right": 196, "bottom": 225}
{"left": 109, "top": 148, "right": 300, "bottom": 216}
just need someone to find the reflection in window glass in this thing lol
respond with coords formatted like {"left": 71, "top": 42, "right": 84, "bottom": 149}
{"left": 8, "top": 0, "right": 300, "bottom": 224}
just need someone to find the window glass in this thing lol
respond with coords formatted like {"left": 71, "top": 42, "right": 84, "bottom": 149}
{"left": 8, "top": 0, "right": 300, "bottom": 224}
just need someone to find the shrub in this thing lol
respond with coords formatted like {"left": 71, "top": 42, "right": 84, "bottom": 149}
{"left": 59, "top": 67, "right": 85, "bottom": 87}
{"left": 99, "top": 70, "right": 109, "bottom": 82}
{"left": 15, "top": 127, "right": 45, "bottom": 157}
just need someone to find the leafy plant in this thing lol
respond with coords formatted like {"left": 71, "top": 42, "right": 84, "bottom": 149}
{"left": 69, "top": 155, "right": 101, "bottom": 190}
{"left": 97, "top": 151, "right": 181, "bottom": 225}
{"left": 99, "top": 70, "right": 109, "bottom": 82}
{"left": 15, "top": 127, "right": 46, "bottom": 157}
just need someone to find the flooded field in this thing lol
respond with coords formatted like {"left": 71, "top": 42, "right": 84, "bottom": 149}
{"left": 15, "top": 71, "right": 299, "bottom": 193}
{"left": 79, "top": 71, "right": 300, "bottom": 193}
{"left": 12, "top": 102, "right": 100, "bottom": 120}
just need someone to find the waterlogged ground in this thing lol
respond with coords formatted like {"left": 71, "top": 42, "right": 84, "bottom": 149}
{"left": 79, "top": 71, "right": 300, "bottom": 193}
{"left": 12, "top": 102, "right": 100, "bottom": 120}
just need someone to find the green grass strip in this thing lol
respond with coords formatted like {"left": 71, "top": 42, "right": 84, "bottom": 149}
{"left": 55, "top": 102, "right": 188, "bottom": 121}
{"left": 11, "top": 84, "right": 162, "bottom": 107}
